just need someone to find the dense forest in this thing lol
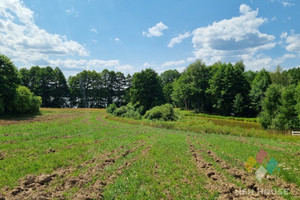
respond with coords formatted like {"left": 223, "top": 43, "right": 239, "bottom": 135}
{"left": 1, "top": 54, "right": 300, "bottom": 130}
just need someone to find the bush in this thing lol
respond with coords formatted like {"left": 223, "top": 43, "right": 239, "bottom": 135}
{"left": 111, "top": 103, "right": 142, "bottom": 119}
{"left": 144, "top": 104, "right": 177, "bottom": 121}
{"left": 107, "top": 103, "right": 117, "bottom": 114}
{"left": 113, "top": 106, "right": 128, "bottom": 116}
{"left": 12, "top": 86, "right": 42, "bottom": 114}
{"left": 123, "top": 109, "right": 142, "bottom": 119}
{"left": 31, "top": 96, "right": 42, "bottom": 113}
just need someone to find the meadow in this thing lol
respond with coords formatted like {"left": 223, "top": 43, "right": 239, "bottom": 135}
{"left": 0, "top": 108, "right": 299, "bottom": 199}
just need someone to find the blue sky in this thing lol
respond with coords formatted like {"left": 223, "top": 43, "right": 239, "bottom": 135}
{"left": 0, "top": 0, "right": 300, "bottom": 77}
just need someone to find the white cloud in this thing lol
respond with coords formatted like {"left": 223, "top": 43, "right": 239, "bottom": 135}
{"left": 271, "top": 16, "right": 277, "bottom": 21}
{"left": 143, "top": 62, "right": 154, "bottom": 68}
{"left": 66, "top": 7, "right": 79, "bottom": 17}
{"left": 161, "top": 60, "right": 185, "bottom": 67}
{"left": 114, "top": 38, "right": 120, "bottom": 42}
{"left": 90, "top": 28, "right": 98, "bottom": 33}
{"left": 50, "top": 59, "right": 120, "bottom": 71}
{"left": 143, "top": 22, "right": 168, "bottom": 37}
{"left": 0, "top": 0, "right": 88, "bottom": 67}
{"left": 191, "top": 4, "right": 276, "bottom": 66}
{"left": 115, "top": 64, "right": 136, "bottom": 75}
{"left": 281, "top": 1, "right": 295, "bottom": 7}
{"left": 168, "top": 32, "right": 191, "bottom": 48}
{"left": 281, "top": 32, "right": 300, "bottom": 55}
{"left": 243, "top": 53, "right": 296, "bottom": 71}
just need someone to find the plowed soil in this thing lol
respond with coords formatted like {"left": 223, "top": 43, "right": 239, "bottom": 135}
{"left": 0, "top": 109, "right": 299, "bottom": 200}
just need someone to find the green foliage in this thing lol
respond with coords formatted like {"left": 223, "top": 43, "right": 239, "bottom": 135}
{"left": 244, "top": 70, "right": 257, "bottom": 85}
{"left": 112, "top": 103, "right": 141, "bottom": 119}
{"left": 69, "top": 69, "right": 129, "bottom": 108}
{"left": 259, "top": 84, "right": 282, "bottom": 129}
{"left": 31, "top": 96, "right": 42, "bottom": 113}
{"left": 259, "top": 84, "right": 300, "bottom": 130}
{"left": 130, "top": 68, "right": 164, "bottom": 114}
{"left": 232, "top": 93, "right": 244, "bottom": 116}
{"left": 144, "top": 104, "right": 176, "bottom": 121}
{"left": 208, "top": 61, "right": 250, "bottom": 116}
{"left": 123, "top": 109, "right": 142, "bottom": 119}
{"left": 160, "top": 69, "right": 180, "bottom": 104}
{"left": 0, "top": 55, "right": 20, "bottom": 113}
{"left": 113, "top": 106, "right": 128, "bottom": 116}
{"left": 20, "top": 66, "right": 69, "bottom": 108}
{"left": 271, "top": 85, "right": 299, "bottom": 130}
{"left": 51, "top": 67, "right": 69, "bottom": 107}
{"left": 160, "top": 69, "right": 180, "bottom": 84}
{"left": 287, "top": 67, "right": 300, "bottom": 85}
{"left": 296, "top": 83, "right": 300, "bottom": 121}
{"left": 12, "top": 86, "right": 42, "bottom": 114}
{"left": 0, "top": 98, "right": 4, "bottom": 116}
{"left": 270, "top": 66, "right": 290, "bottom": 86}
{"left": 107, "top": 103, "right": 117, "bottom": 114}
{"left": 249, "top": 69, "right": 272, "bottom": 115}
{"left": 172, "top": 60, "right": 211, "bottom": 112}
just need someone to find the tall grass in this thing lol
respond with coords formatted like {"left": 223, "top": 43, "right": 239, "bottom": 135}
{"left": 106, "top": 112, "right": 300, "bottom": 142}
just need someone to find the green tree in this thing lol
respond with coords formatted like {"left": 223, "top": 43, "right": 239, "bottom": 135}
{"left": 260, "top": 84, "right": 299, "bottom": 130}
{"left": 172, "top": 60, "right": 211, "bottom": 112}
{"left": 272, "top": 85, "right": 299, "bottom": 130}
{"left": 0, "top": 55, "right": 20, "bottom": 114}
{"left": 287, "top": 67, "right": 300, "bottom": 85}
{"left": 270, "top": 65, "right": 290, "bottom": 86}
{"left": 130, "top": 68, "right": 164, "bottom": 114}
{"left": 208, "top": 62, "right": 250, "bottom": 115}
{"left": 160, "top": 70, "right": 180, "bottom": 104}
{"left": 296, "top": 83, "right": 300, "bottom": 121}
{"left": 259, "top": 84, "right": 283, "bottom": 129}
{"left": 244, "top": 70, "right": 257, "bottom": 85}
{"left": 249, "top": 69, "right": 272, "bottom": 115}
{"left": 51, "top": 67, "right": 69, "bottom": 107}
{"left": 160, "top": 70, "right": 180, "bottom": 85}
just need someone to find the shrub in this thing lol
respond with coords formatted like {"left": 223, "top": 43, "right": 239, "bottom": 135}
{"left": 111, "top": 103, "right": 142, "bottom": 119}
{"left": 113, "top": 106, "right": 128, "bottom": 116}
{"left": 123, "top": 109, "right": 142, "bottom": 119}
{"left": 31, "top": 96, "right": 42, "bottom": 113}
{"left": 12, "top": 86, "right": 42, "bottom": 114}
{"left": 107, "top": 103, "right": 117, "bottom": 114}
{"left": 144, "top": 104, "right": 177, "bottom": 121}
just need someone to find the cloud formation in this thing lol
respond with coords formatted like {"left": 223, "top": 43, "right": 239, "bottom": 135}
{"left": 90, "top": 28, "right": 98, "bottom": 33}
{"left": 66, "top": 7, "right": 79, "bottom": 17}
{"left": 168, "top": 32, "right": 191, "bottom": 48}
{"left": 161, "top": 60, "right": 186, "bottom": 67}
{"left": 0, "top": 0, "right": 88, "bottom": 67}
{"left": 281, "top": 1, "right": 295, "bottom": 7}
{"left": 191, "top": 4, "right": 276, "bottom": 66}
{"left": 143, "top": 22, "right": 168, "bottom": 37}
{"left": 281, "top": 32, "right": 300, "bottom": 55}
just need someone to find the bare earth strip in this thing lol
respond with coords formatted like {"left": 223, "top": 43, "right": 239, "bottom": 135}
{"left": 187, "top": 135, "right": 289, "bottom": 199}
{"left": 0, "top": 139, "right": 147, "bottom": 200}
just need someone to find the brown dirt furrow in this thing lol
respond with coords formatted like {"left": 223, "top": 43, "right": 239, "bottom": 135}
{"left": 0, "top": 139, "right": 145, "bottom": 200}
{"left": 188, "top": 135, "right": 285, "bottom": 199}
{"left": 0, "top": 113, "right": 82, "bottom": 127}
{"left": 73, "top": 144, "right": 153, "bottom": 200}
{"left": 187, "top": 135, "right": 238, "bottom": 199}
{"left": 197, "top": 137, "right": 300, "bottom": 198}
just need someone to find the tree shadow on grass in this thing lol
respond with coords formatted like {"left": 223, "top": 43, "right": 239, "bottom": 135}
{"left": 0, "top": 112, "right": 42, "bottom": 126}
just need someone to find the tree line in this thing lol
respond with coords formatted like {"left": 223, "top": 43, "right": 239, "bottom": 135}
{"left": 1, "top": 54, "right": 300, "bottom": 130}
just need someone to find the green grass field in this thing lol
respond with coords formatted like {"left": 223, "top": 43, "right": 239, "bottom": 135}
{"left": 0, "top": 108, "right": 299, "bottom": 199}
